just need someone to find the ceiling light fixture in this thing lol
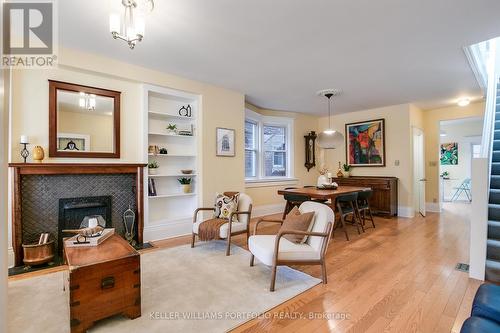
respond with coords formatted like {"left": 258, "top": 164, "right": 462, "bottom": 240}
{"left": 79, "top": 92, "right": 96, "bottom": 111}
{"left": 317, "top": 89, "right": 344, "bottom": 149}
{"left": 109, "top": 0, "right": 154, "bottom": 49}
{"left": 457, "top": 98, "right": 471, "bottom": 107}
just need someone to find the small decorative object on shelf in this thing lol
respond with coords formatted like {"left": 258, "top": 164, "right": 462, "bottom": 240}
{"left": 440, "top": 171, "right": 450, "bottom": 179}
{"left": 178, "top": 104, "right": 192, "bottom": 117}
{"left": 166, "top": 124, "right": 177, "bottom": 135}
{"left": 148, "top": 145, "right": 160, "bottom": 155}
{"left": 342, "top": 163, "right": 352, "bottom": 178}
{"left": 181, "top": 169, "right": 193, "bottom": 174}
{"left": 178, "top": 130, "right": 193, "bottom": 136}
{"left": 304, "top": 131, "right": 317, "bottom": 171}
{"left": 148, "top": 161, "right": 159, "bottom": 175}
{"left": 178, "top": 177, "right": 192, "bottom": 193}
{"left": 336, "top": 162, "right": 344, "bottom": 178}
{"left": 159, "top": 147, "right": 168, "bottom": 154}
{"left": 123, "top": 205, "right": 136, "bottom": 246}
{"left": 32, "top": 145, "right": 45, "bottom": 163}
{"left": 20, "top": 135, "right": 29, "bottom": 163}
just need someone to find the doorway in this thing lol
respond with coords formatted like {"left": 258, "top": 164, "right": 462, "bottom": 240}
{"left": 413, "top": 127, "right": 426, "bottom": 217}
{"left": 439, "top": 117, "right": 483, "bottom": 206}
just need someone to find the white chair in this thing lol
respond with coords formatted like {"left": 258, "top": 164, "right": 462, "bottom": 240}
{"left": 191, "top": 192, "right": 253, "bottom": 256}
{"left": 248, "top": 201, "right": 334, "bottom": 291}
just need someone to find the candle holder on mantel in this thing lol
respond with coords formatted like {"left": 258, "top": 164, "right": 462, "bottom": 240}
{"left": 20, "top": 135, "right": 30, "bottom": 163}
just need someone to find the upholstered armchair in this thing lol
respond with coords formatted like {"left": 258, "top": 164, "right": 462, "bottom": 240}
{"left": 248, "top": 201, "right": 334, "bottom": 291}
{"left": 191, "top": 192, "right": 253, "bottom": 256}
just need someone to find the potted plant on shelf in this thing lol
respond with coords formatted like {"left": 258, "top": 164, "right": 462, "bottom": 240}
{"left": 166, "top": 124, "right": 177, "bottom": 135}
{"left": 148, "top": 161, "right": 159, "bottom": 175}
{"left": 178, "top": 177, "right": 192, "bottom": 193}
{"left": 342, "top": 163, "right": 352, "bottom": 178}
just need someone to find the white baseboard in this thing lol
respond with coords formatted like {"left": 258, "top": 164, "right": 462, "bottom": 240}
{"left": 398, "top": 206, "right": 415, "bottom": 218}
{"left": 252, "top": 203, "right": 285, "bottom": 218}
{"left": 143, "top": 220, "right": 192, "bottom": 243}
{"left": 8, "top": 247, "right": 14, "bottom": 268}
{"left": 426, "top": 202, "right": 442, "bottom": 213}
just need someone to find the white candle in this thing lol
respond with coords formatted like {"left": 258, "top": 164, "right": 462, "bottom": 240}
{"left": 20, "top": 135, "right": 29, "bottom": 144}
{"left": 327, "top": 172, "right": 332, "bottom": 178}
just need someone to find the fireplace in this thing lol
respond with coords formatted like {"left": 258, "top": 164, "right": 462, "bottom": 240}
{"left": 58, "top": 196, "right": 112, "bottom": 254}
{"left": 9, "top": 163, "right": 146, "bottom": 266}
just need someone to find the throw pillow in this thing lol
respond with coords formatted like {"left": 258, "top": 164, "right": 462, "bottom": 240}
{"left": 214, "top": 193, "right": 239, "bottom": 221}
{"left": 279, "top": 206, "right": 315, "bottom": 244}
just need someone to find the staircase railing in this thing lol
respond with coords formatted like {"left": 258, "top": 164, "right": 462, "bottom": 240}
{"left": 470, "top": 38, "right": 500, "bottom": 280}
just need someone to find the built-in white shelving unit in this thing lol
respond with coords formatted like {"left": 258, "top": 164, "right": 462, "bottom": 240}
{"left": 143, "top": 85, "right": 202, "bottom": 242}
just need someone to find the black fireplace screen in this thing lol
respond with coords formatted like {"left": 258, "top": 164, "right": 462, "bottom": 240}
{"left": 58, "top": 196, "right": 112, "bottom": 253}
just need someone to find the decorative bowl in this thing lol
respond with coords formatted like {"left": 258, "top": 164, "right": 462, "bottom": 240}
{"left": 181, "top": 169, "right": 193, "bottom": 174}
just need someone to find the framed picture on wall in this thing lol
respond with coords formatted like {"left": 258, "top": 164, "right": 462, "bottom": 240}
{"left": 440, "top": 142, "right": 458, "bottom": 165}
{"left": 216, "top": 127, "right": 235, "bottom": 157}
{"left": 345, "top": 119, "right": 386, "bottom": 167}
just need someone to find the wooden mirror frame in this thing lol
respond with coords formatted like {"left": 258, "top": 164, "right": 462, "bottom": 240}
{"left": 49, "top": 80, "right": 121, "bottom": 158}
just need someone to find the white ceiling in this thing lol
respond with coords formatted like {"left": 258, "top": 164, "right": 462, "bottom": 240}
{"left": 59, "top": 0, "right": 500, "bottom": 115}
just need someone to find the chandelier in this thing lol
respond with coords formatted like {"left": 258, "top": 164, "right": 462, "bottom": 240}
{"left": 317, "top": 89, "right": 344, "bottom": 149}
{"left": 109, "top": 0, "right": 155, "bottom": 49}
{"left": 79, "top": 92, "right": 96, "bottom": 111}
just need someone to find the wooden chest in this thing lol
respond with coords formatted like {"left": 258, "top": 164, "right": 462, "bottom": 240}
{"left": 333, "top": 176, "right": 398, "bottom": 216}
{"left": 64, "top": 234, "right": 141, "bottom": 333}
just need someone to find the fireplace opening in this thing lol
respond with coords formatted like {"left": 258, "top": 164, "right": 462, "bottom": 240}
{"left": 58, "top": 196, "right": 112, "bottom": 254}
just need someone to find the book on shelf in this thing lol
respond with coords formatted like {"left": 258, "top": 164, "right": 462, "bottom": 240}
{"left": 148, "top": 178, "right": 157, "bottom": 196}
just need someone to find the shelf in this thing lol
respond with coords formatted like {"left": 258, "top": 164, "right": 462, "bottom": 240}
{"left": 149, "top": 174, "right": 197, "bottom": 178}
{"left": 148, "top": 153, "right": 196, "bottom": 157}
{"left": 148, "top": 111, "right": 196, "bottom": 121}
{"left": 148, "top": 132, "right": 195, "bottom": 138}
{"left": 149, "top": 193, "right": 197, "bottom": 199}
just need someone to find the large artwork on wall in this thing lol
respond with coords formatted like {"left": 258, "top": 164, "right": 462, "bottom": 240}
{"left": 440, "top": 142, "right": 458, "bottom": 165}
{"left": 346, "top": 119, "right": 385, "bottom": 167}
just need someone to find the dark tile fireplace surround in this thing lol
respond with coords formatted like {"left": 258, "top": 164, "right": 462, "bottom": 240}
{"left": 9, "top": 163, "right": 146, "bottom": 267}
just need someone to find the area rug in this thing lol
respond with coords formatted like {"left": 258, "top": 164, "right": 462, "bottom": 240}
{"left": 8, "top": 241, "right": 321, "bottom": 333}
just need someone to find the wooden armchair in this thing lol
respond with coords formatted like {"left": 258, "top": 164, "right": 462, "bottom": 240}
{"left": 191, "top": 192, "right": 253, "bottom": 256}
{"left": 248, "top": 201, "right": 334, "bottom": 291}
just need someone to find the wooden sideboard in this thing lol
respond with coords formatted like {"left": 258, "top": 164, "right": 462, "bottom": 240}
{"left": 332, "top": 176, "right": 398, "bottom": 216}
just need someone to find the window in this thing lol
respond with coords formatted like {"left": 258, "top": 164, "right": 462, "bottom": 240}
{"left": 245, "top": 110, "right": 294, "bottom": 183}
{"left": 245, "top": 120, "right": 257, "bottom": 178}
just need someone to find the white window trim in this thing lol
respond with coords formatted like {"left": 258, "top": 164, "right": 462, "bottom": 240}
{"left": 245, "top": 109, "right": 295, "bottom": 186}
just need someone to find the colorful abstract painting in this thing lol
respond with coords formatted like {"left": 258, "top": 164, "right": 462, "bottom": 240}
{"left": 440, "top": 142, "right": 458, "bottom": 165}
{"left": 346, "top": 119, "right": 385, "bottom": 167}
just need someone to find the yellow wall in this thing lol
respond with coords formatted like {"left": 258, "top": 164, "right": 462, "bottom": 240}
{"left": 9, "top": 48, "right": 245, "bottom": 207}
{"left": 58, "top": 110, "right": 114, "bottom": 152}
{"left": 245, "top": 103, "right": 320, "bottom": 206}
{"left": 423, "top": 102, "right": 485, "bottom": 205}
{"left": 318, "top": 104, "right": 414, "bottom": 215}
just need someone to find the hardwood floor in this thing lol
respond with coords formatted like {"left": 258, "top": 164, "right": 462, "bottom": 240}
{"left": 8, "top": 202, "right": 480, "bottom": 332}
{"left": 153, "top": 202, "right": 479, "bottom": 332}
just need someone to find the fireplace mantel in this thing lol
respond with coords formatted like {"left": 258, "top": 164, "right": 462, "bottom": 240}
{"left": 9, "top": 163, "right": 146, "bottom": 175}
{"left": 9, "top": 163, "right": 147, "bottom": 266}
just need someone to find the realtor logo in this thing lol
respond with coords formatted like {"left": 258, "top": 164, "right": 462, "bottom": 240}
{"left": 2, "top": 1, "right": 57, "bottom": 68}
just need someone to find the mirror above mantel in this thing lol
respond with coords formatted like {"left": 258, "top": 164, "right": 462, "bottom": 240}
{"left": 49, "top": 80, "right": 121, "bottom": 158}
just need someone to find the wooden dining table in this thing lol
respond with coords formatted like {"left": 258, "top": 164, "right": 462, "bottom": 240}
{"left": 277, "top": 186, "right": 370, "bottom": 212}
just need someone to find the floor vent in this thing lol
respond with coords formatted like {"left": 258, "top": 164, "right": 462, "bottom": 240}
{"left": 456, "top": 263, "right": 470, "bottom": 272}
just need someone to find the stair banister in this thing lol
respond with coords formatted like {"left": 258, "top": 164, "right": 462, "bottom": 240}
{"left": 470, "top": 38, "right": 500, "bottom": 280}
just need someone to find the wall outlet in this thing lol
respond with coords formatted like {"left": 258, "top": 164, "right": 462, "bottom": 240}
{"left": 394, "top": 160, "right": 400, "bottom": 166}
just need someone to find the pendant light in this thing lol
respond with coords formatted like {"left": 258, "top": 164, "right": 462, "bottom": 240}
{"left": 317, "top": 89, "right": 344, "bottom": 149}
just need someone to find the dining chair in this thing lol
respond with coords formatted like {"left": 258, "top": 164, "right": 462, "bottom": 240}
{"left": 451, "top": 178, "right": 472, "bottom": 202}
{"left": 335, "top": 192, "right": 364, "bottom": 241}
{"left": 356, "top": 189, "right": 375, "bottom": 229}
{"left": 282, "top": 187, "right": 310, "bottom": 219}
